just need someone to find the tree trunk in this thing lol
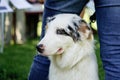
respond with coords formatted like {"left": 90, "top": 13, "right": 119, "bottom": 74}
{"left": 16, "top": 10, "right": 26, "bottom": 44}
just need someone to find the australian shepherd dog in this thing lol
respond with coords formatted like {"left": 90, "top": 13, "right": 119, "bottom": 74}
{"left": 36, "top": 14, "right": 99, "bottom": 80}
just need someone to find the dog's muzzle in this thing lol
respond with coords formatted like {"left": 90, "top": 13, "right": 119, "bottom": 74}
{"left": 36, "top": 44, "right": 44, "bottom": 53}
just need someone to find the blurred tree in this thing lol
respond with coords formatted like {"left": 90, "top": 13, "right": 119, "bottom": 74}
{"left": 16, "top": 10, "right": 26, "bottom": 44}
{"left": 5, "top": 13, "right": 13, "bottom": 44}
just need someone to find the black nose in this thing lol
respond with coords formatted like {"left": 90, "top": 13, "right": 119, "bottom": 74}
{"left": 36, "top": 44, "right": 44, "bottom": 53}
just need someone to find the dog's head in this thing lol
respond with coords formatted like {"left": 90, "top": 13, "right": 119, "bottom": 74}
{"left": 36, "top": 14, "right": 93, "bottom": 56}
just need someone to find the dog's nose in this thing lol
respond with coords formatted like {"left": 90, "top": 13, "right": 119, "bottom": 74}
{"left": 36, "top": 44, "right": 44, "bottom": 53}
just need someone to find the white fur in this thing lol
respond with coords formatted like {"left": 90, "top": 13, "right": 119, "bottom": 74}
{"left": 38, "top": 14, "right": 99, "bottom": 80}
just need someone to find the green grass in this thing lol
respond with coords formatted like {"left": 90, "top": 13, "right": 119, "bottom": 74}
{"left": 94, "top": 35, "right": 105, "bottom": 80}
{"left": 0, "top": 39, "right": 38, "bottom": 80}
{"left": 0, "top": 35, "right": 105, "bottom": 80}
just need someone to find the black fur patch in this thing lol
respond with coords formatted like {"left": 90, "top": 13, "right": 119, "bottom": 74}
{"left": 73, "top": 21, "right": 79, "bottom": 29}
{"left": 67, "top": 25, "right": 80, "bottom": 42}
{"left": 56, "top": 21, "right": 81, "bottom": 42}
{"left": 56, "top": 27, "right": 80, "bottom": 41}
{"left": 71, "top": 32, "right": 80, "bottom": 42}
{"left": 68, "top": 25, "right": 74, "bottom": 32}
{"left": 47, "top": 17, "right": 56, "bottom": 23}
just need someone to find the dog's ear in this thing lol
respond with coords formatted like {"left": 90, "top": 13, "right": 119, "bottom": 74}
{"left": 78, "top": 20, "right": 93, "bottom": 40}
{"left": 68, "top": 18, "right": 93, "bottom": 42}
{"left": 66, "top": 16, "right": 81, "bottom": 42}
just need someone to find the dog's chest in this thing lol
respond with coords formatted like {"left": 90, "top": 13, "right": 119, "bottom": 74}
{"left": 49, "top": 55, "right": 98, "bottom": 80}
{"left": 49, "top": 64, "right": 82, "bottom": 80}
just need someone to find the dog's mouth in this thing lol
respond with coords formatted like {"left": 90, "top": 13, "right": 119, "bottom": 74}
{"left": 56, "top": 48, "right": 64, "bottom": 54}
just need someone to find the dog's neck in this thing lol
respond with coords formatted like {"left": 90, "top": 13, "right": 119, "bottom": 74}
{"left": 49, "top": 40, "right": 95, "bottom": 70}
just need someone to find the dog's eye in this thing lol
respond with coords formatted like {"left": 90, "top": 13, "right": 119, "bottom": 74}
{"left": 56, "top": 29, "right": 69, "bottom": 36}
{"left": 56, "top": 29, "right": 62, "bottom": 34}
{"left": 56, "top": 29, "right": 65, "bottom": 34}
